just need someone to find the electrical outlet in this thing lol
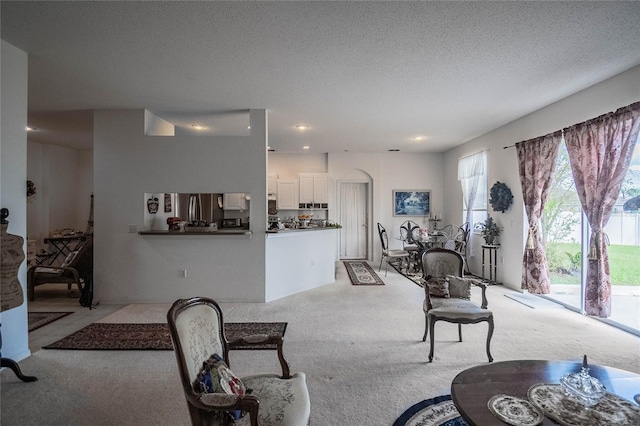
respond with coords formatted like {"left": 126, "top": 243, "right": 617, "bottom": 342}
{"left": 501, "top": 256, "right": 504, "bottom": 265}
{"left": 181, "top": 269, "right": 187, "bottom": 278}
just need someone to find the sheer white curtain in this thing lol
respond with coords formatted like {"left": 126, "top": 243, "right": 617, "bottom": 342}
{"left": 339, "top": 183, "right": 367, "bottom": 258}
{"left": 458, "top": 151, "right": 487, "bottom": 226}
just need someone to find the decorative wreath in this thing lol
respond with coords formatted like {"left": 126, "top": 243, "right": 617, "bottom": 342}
{"left": 489, "top": 181, "right": 513, "bottom": 213}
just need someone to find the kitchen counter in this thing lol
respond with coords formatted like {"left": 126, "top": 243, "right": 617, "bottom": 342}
{"left": 266, "top": 227, "right": 340, "bottom": 234}
{"left": 139, "top": 229, "right": 252, "bottom": 236}
{"left": 266, "top": 227, "right": 339, "bottom": 301}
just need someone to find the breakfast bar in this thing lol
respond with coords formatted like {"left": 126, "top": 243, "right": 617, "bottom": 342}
{"left": 266, "top": 227, "right": 339, "bottom": 302}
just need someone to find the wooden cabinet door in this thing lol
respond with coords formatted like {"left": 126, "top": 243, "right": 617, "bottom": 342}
{"left": 223, "top": 193, "right": 246, "bottom": 210}
{"left": 277, "top": 180, "right": 299, "bottom": 210}
{"left": 313, "top": 174, "right": 328, "bottom": 203}
{"left": 298, "top": 174, "right": 314, "bottom": 204}
{"left": 267, "top": 173, "right": 278, "bottom": 194}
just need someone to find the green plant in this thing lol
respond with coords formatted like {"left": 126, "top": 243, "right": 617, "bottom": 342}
{"left": 477, "top": 216, "right": 502, "bottom": 244}
{"left": 565, "top": 251, "right": 581, "bottom": 272}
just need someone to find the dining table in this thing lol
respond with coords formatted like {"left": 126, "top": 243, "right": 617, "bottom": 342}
{"left": 451, "top": 359, "right": 640, "bottom": 425}
{"left": 413, "top": 232, "right": 446, "bottom": 252}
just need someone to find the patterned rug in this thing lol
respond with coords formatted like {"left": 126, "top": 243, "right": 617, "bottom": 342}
{"left": 43, "top": 322, "right": 287, "bottom": 350}
{"left": 393, "top": 395, "right": 468, "bottom": 426}
{"left": 343, "top": 261, "right": 384, "bottom": 285}
{"left": 28, "top": 311, "right": 73, "bottom": 332}
{"left": 389, "top": 258, "right": 424, "bottom": 287}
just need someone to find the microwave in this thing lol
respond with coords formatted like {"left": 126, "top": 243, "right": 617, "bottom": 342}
{"left": 222, "top": 218, "right": 242, "bottom": 228}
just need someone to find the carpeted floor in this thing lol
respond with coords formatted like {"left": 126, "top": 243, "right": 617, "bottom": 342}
{"left": 3, "top": 265, "right": 639, "bottom": 426}
{"left": 344, "top": 260, "right": 385, "bottom": 285}
{"left": 393, "top": 395, "right": 467, "bottom": 426}
{"left": 43, "top": 322, "right": 287, "bottom": 350}
{"left": 28, "top": 312, "right": 73, "bottom": 332}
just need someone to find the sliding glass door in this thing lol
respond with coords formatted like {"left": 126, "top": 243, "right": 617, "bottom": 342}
{"left": 543, "top": 142, "right": 640, "bottom": 333}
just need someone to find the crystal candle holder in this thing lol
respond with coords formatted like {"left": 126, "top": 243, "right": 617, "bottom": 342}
{"left": 560, "top": 355, "right": 606, "bottom": 406}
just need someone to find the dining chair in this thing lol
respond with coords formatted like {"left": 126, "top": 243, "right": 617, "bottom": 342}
{"left": 400, "top": 221, "right": 420, "bottom": 272}
{"left": 377, "top": 223, "right": 410, "bottom": 276}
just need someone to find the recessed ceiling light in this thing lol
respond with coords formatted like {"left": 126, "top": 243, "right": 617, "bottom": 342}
{"left": 412, "top": 136, "right": 425, "bottom": 141}
{"left": 296, "top": 124, "right": 309, "bottom": 131}
{"left": 247, "top": 126, "right": 251, "bottom": 130}
{"left": 26, "top": 126, "right": 38, "bottom": 131}
{"left": 191, "top": 124, "right": 206, "bottom": 130}
{"left": 302, "top": 146, "right": 310, "bottom": 150}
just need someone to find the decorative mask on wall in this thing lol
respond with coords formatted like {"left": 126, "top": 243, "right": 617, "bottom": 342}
{"left": 147, "top": 195, "right": 159, "bottom": 214}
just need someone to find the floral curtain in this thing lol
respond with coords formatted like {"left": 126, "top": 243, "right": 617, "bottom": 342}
{"left": 516, "top": 131, "right": 562, "bottom": 294}
{"left": 564, "top": 102, "right": 640, "bottom": 317}
{"left": 458, "top": 151, "right": 486, "bottom": 226}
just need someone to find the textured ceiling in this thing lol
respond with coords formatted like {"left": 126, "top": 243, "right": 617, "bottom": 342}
{"left": 2, "top": 1, "right": 639, "bottom": 152}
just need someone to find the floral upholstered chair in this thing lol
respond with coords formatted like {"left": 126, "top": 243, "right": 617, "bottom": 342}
{"left": 421, "top": 248, "right": 494, "bottom": 363}
{"left": 167, "top": 297, "right": 310, "bottom": 426}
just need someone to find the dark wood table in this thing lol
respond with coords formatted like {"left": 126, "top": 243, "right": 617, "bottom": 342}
{"left": 451, "top": 359, "right": 640, "bottom": 425}
{"left": 43, "top": 235, "right": 86, "bottom": 265}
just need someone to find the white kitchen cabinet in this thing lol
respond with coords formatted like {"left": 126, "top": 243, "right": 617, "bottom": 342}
{"left": 299, "top": 174, "right": 314, "bottom": 204}
{"left": 268, "top": 173, "right": 278, "bottom": 195}
{"left": 277, "top": 179, "right": 299, "bottom": 210}
{"left": 313, "top": 174, "right": 328, "bottom": 203}
{"left": 298, "top": 173, "right": 328, "bottom": 208}
{"left": 223, "top": 193, "right": 246, "bottom": 211}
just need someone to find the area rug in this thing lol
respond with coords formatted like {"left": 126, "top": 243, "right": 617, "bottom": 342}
{"left": 389, "top": 258, "right": 423, "bottom": 287}
{"left": 28, "top": 311, "right": 73, "bottom": 332}
{"left": 43, "top": 322, "right": 287, "bottom": 350}
{"left": 393, "top": 395, "right": 468, "bottom": 426}
{"left": 343, "top": 261, "right": 384, "bottom": 285}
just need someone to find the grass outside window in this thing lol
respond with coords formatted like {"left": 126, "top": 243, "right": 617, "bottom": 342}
{"left": 547, "top": 242, "right": 640, "bottom": 286}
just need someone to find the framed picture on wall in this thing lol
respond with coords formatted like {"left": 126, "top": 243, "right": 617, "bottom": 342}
{"left": 164, "top": 193, "right": 172, "bottom": 213}
{"left": 393, "top": 190, "right": 431, "bottom": 216}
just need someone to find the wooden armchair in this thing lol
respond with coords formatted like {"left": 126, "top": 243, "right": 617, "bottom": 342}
{"left": 421, "top": 248, "right": 494, "bottom": 362}
{"left": 167, "top": 297, "right": 310, "bottom": 426}
{"left": 27, "top": 238, "right": 93, "bottom": 301}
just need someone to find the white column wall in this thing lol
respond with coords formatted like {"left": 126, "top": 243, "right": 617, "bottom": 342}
{"left": 0, "top": 40, "right": 30, "bottom": 361}
{"left": 93, "top": 109, "right": 268, "bottom": 303}
{"left": 443, "top": 65, "right": 640, "bottom": 291}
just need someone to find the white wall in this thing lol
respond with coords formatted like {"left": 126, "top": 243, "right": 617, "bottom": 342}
{"left": 268, "top": 153, "right": 327, "bottom": 178}
{"left": 0, "top": 40, "right": 30, "bottom": 361}
{"left": 328, "top": 151, "right": 444, "bottom": 262}
{"left": 26, "top": 142, "right": 94, "bottom": 251}
{"left": 443, "top": 65, "right": 640, "bottom": 291}
{"left": 94, "top": 109, "right": 268, "bottom": 303}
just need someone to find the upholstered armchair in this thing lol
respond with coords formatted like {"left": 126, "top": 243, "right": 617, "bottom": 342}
{"left": 421, "top": 248, "right": 494, "bottom": 362}
{"left": 167, "top": 297, "right": 310, "bottom": 426}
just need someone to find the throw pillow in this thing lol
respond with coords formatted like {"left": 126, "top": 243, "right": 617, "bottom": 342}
{"left": 193, "top": 353, "right": 247, "bottom": 420}
{"left": 425, "top": 276, "right": 449, "bottom": 298}
{"left": 446, "top": 275, "right": 472, "bottom": 300}
{"left": 61, "top": 250, "right": 79, "bottom": 267}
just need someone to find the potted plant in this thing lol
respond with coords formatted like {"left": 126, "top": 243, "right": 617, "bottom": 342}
{"left": 478, "top": 216, "right": 502, "bottom": 245}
